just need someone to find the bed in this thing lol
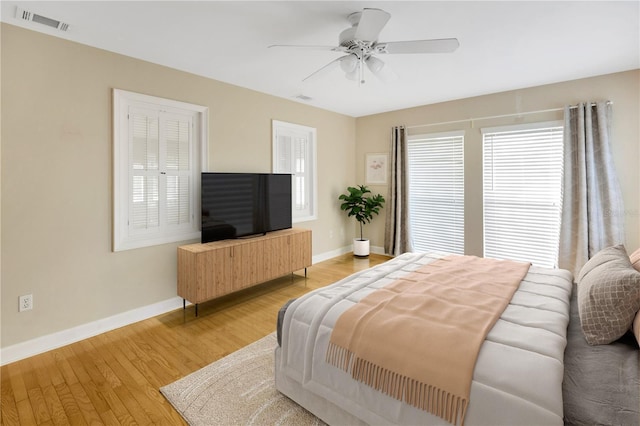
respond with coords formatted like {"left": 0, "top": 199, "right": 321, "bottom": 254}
{"left": 275, "top": 251, "right": 639, "bottom": 425}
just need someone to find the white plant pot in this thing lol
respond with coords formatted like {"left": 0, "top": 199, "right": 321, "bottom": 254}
{"left": 353, "top": 239, "right": 370, "bottom": 257}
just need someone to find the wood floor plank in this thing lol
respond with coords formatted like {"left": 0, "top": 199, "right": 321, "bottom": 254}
{"left": 41, "top": 385, "right": 69, "bottom": 426}
{"left": 5, "top": 363, "right": 28, "bottom": 404}
{"left": 14, "top": 399, "right": 36, "bottom": 426}
{"left": 97, "top": 408, "right": 121, "bottom": 426}
{"left": 0, "top": 253, "right": 390, "bottom": 424}
{"left": 51, "top": 349, "right": 80, "bottom": 387}
{"left": 27, "top": 387, "right": 51, "bottom": 424}
{"left": 0, "top": 373, "right": 20, "bottom": 426}
{"left": 67, "top": 382, "right": 103, "bottom": 425}
{"left": 68, "top": 345, "right": 113, "bottom": 415}
{"left": 52, "top": 381, "right": 87, "bottom": 425}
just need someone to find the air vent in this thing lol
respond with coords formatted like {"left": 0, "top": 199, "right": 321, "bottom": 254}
{"left": 294, "top": 94, "right": 313, "bottom": 102}
{"left": 16, "top": 7, "right": 69, "bottom": 32}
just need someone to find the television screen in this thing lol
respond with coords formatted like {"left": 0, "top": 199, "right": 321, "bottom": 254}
{"left": 264, "top": 174, "right": 293, "bottom": 233}
{"left": 201, "top": 172, "right": 292, "bottom": 243}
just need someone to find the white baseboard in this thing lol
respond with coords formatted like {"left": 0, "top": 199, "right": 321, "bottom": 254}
{"left": 311, "top": 245, "right": 352, "bottom": 263}
{"left": 311, "top": 244, "right": 386, "bottom": 263}
{"left": 1, "top": 246, "right": 389, "bottom": 366}
{"left": 371, "top": 245, "right": 386, "bottom": 255}
{"left": 0, "top": 297, "right": 185, "bottom": 366}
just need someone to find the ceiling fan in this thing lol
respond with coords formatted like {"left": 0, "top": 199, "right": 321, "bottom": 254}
{"left": 269, "top": 8, "right": 459, "bottom": 84}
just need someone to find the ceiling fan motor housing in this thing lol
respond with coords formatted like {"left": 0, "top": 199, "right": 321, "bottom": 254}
{"left": 339, "top": 9, "right": 385, "bottom": 54}
{"left": 339, "top": 26, "right": 361, "bottom": 50}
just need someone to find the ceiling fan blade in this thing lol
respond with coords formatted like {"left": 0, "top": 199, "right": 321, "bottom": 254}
{"left": 302, "top": 55, "right": 352, "bottom": 82}
{"left": 268, "top": 44, "right": 345, "bottom": 52}
{"left": 353, "top": 8, "right": 391, "bottom": 42}
{"left": 376, "top": 38, "right": 460, "bottom": 54}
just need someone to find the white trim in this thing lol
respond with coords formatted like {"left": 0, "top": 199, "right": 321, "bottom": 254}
{"left": 406, "top": 108, "right": 568, "bottom": 130}
{"left": 408, "top": 129, "right": 466, "bottom": 140}
{"left": 370, "top": 245, "right": 386, "bottom": 255}
{"left": 481, "top": 120, "right": 564, "bottom": 135}
{"left": 0, "top": 296, "right": 185, "bottom": 366}
{"left": 312, "top": 245, "right": 352, "bottom": 263}
{"left": 112, "top": 89, "right": 209, "bottom": 252}
{"left": 311, "top": 244, "right": 386, "bottom": 263}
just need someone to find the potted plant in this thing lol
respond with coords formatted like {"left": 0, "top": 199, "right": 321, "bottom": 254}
{"left": 338, "top": 185, "right": 385, "bottom": 257}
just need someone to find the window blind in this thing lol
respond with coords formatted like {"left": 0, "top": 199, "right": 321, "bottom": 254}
{"left": 482, "top": 123, "right": 563, "bottom": 268}
{"left": 408, "top": 131, "right": 464, "bottom": 254}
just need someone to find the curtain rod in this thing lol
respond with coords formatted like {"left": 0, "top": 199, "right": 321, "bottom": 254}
{"left": 405, "top": 101, "right": 612, "bottom": 130}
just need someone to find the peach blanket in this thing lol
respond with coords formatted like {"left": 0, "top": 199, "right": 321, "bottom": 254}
{"left": 326, "top": 255, "right": 530, "bottom": 425}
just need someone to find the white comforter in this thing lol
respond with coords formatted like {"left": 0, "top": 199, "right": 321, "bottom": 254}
{"left": 276, "top": 252, "right": 573, "bottom": 425}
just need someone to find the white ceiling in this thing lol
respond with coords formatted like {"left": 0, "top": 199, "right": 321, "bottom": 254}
{"left": 2, "top": 1, "right": 639, "bottom": 117}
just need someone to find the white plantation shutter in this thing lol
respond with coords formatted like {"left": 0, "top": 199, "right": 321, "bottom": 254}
{"left": 114, "top": 89, "right": 206, "bottom": 251}
{"left": 272, "top": 120, "right": 317, "bottom": 222}
{"left": 293, "top": 136, "right": 308, "bottom": 212}
{"left": 407, "top": 131, "right": 464, "bottom": 254}
{"left": 482, "top": 122, "right": 564, "bottom": 267}
{"left": 130, "top": 110, "right": 160, "bottom": 232}
{"left": 164, "top": 116, "right": 192, "bottom": 227}
{"left": 275, "top": 134, "right": 292, "bottom": 172}
{"left": 128, "top": 109, "right": 194, "bottom": 235}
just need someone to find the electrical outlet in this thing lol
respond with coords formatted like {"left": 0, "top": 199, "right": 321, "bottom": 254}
{"left": 19, "top": 294, "right": 33, "bottom": 312}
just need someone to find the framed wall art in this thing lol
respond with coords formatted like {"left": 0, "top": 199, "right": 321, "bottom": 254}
{"left": 365, "top": 153, "right": 388, "bottom": 185}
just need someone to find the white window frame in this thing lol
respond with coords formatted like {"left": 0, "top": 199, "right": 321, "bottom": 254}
{"left": 272, "top": 120, "right": 317, "bottom": 223}
{"left": 482, "top": 120, "right": 564, "bottom": 267}
{"left": 113, "top": 89, "right": 208, "bottom": 251}
{"left": 407, "top": 130, "right": 465, "bottom": 254}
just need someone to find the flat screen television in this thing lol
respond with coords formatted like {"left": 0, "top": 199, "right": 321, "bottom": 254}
{"left": 201, "top": 172, "right": 292, "bottom": 243}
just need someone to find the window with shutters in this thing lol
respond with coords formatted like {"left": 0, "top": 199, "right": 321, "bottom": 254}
{"left": 407, "top": 131, "right": 465, "bottom": 254}
{"left": 482, "top": 122, "right": 563, "bottom": 267}
{"left": 113, "top": 89, "right": 208, "bottom": 251}
{"left": 272, "top": 120, "right": 317, "bottom": 222}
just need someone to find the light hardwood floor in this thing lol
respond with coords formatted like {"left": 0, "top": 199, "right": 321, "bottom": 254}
{"left": 1, "top": 253, "right": 390, "bottom": 425}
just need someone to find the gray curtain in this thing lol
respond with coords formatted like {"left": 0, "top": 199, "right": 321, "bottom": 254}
{"left": 384, "top": 126, "right": 412, "bottom": 256}
{"left": 558, "top": 101, "right": 625, "bottom": 277}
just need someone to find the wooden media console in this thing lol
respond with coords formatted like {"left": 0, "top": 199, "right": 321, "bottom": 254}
{"left": 177, "top": 228, "right": 312, "bottom": 315}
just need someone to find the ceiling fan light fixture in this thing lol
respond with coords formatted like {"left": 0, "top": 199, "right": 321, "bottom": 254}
{"left": 345, "top": 67, "right": 359, "bottom": 81}
{"left": 366, "top": 56, "right": 398, "bottom": 83}
{"left": 366, "top": 56, "right": 384, "bottom": 74}
{"left": 339, "top": 55, "right": 358, "bottom": 73}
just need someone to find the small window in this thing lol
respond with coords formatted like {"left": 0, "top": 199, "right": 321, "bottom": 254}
{"left": 482, "top": 121, "right": 564, "bottom": 267}
{"left": 113, "top": 89, "right": 208, "bottom": 251}
{"left": 407, "top": 131, "right": 465, "bottom": 254}
{"left": 272, "top": 120, "right": 317, "bottom": 222}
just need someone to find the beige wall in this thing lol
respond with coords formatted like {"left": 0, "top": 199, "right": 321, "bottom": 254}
{"left": 356, "top": 70, "right": 640, "bottom": 257}
{"left": 3, "top": 21, "right": 639, "bottom": 351}
{"left": 0, "top": 24, "right": 356, "bottom": 348}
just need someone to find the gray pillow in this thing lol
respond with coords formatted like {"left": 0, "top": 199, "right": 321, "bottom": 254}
{"left": 577, "top": 245, "right": 640, "bottom": 345}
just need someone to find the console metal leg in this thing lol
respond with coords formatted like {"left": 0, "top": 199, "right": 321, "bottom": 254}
{"left": 195, "top": 303, "right": 198, "bottom": 317}
{"left": 183, "top": 299, "right": 186, "bottom": 310}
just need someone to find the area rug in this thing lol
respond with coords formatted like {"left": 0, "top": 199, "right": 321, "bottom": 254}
{"left": 160, "top": 333, "right": 325, "bottom": 425}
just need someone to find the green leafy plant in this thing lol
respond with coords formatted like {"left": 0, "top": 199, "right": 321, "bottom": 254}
{"left": 338, "top": 185, "right": 385, "bottom": 241}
